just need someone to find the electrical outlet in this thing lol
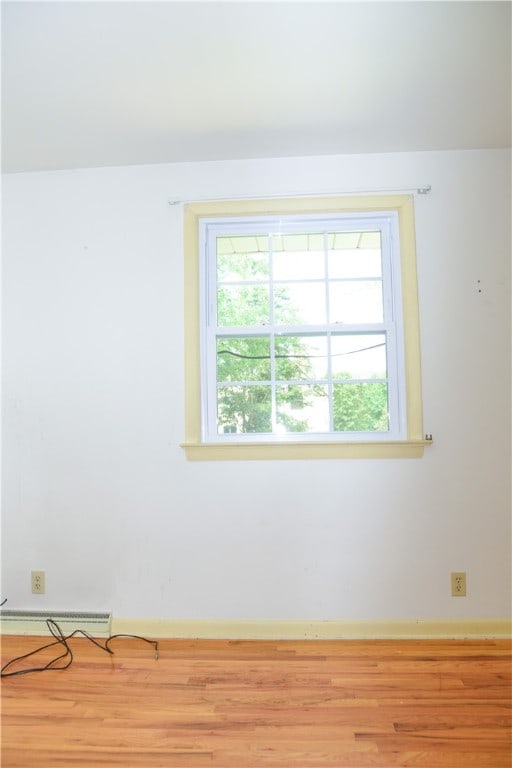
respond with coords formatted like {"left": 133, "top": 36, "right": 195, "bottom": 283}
{"left": 451, "top": 571, "right": 467, "bottom": 597}
{"left": 31, "top": 570, "right": 45, "bottom": 595}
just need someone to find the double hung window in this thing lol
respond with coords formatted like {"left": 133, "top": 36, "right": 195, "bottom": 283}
{"left": 183, "top": 196, "right": 425, "bottom": 459}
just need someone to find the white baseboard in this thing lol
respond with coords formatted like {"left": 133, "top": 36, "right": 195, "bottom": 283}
{"left": 110, "top": 618, "right": 511, "bottom": 640}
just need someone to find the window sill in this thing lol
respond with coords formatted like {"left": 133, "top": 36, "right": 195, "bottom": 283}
{"left": 181, "top": 439, "right": 432, "bottom": 461}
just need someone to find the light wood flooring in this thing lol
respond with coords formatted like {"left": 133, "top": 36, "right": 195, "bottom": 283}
{"left": 1, "top": 635, "right": 511, "bottom": 767}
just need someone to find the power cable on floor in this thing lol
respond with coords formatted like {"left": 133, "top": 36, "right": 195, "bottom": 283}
{"left": 1, "top": 618, "right": 159, "bottom": 678}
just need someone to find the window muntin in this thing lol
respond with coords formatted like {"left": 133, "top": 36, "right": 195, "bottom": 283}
{"left": 200, "top": 212, "right": 405, "bottom": 443}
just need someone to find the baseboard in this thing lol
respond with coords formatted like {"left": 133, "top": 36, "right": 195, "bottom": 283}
{"left": 110, "top": 618, "right": 511, "bottom": 640}
{"left": 0, "top": 611, "right": 112, "bottom": 637}
{"left": 3, "top": 614, "right": 507, "bottom": 640}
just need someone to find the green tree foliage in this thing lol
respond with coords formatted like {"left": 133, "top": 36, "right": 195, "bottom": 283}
{"left": 216, "top": 314, "right": 316, "bottom": 434}
{"left": 216, "top": 250, "right": 317, "bottom": 433}
{"left": 333, "top": 379, "right": 388, "bottom": 432}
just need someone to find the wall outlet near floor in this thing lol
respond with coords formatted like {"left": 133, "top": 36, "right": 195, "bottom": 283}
{"left": 451, "top": 571, "right": 467, "bottom": 597}
{"left": 31, "top": 570, "right": 45, "bottom": 595}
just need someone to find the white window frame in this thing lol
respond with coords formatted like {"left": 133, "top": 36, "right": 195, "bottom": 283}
{"left": 182, "top": 195, "right": 427, "bottom": 460}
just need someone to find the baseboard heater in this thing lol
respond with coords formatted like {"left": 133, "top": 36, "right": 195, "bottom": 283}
{"left": 0, "top": 610, "right": 112, "bottom": 637}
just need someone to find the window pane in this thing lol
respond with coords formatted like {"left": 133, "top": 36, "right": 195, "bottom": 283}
{"left": 276, "top": 384, "right": 329, "bottom": 433}
{"left": 333, "top": 382, "right": 389, "bottom": 432}
{"left": 329, "top": 248, "right": 382, "bottom": 279}
{"left": 331, "top": 334, "right": 387, "bottom": 379}
{"left": 217, "top": 385, "right": 272, "bottom": 434}
{"left": 274, "top": 282, "right": 326, "bottom": 324}
{"left": 328, "top": 231, "right": 382, "bottom": 278}
{"left": 329, "top": 281, "right": 383, "bottom": 323}
{"left": 272, "top": 234, "right": 324, "bottom": 280}
{"left": 217, "top": 284, "right": 270, "bottom": 326}
{"left": 275, "top": 335, "right": 328, "bottom": 380}
{"left": 217, "top": 236, "right": 269, "bottom": 281}
{"left": 217, "top": 337, "right": 271, "bottom": 382}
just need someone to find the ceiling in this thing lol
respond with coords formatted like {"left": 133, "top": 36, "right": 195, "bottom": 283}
{"left": 2, "top": 1, "right": 511, "bottom": 174}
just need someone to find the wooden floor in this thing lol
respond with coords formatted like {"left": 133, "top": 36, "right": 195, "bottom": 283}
{"left": 1, "top": 635, "right": 511, "bottom": 767}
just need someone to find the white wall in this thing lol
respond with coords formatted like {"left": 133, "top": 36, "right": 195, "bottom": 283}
{"left": 2, "top": 149, "right": 510, "bottom": 623}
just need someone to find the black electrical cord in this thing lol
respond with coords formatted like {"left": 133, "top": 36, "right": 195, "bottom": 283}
{"left": 217, "top": 342, "right": 386, "bottom": 361}
{"left": 1, "top": 618, "right": 159, "bottom": 678}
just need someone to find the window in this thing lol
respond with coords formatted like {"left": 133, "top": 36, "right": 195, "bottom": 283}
{"left": 182, "top": 195, "right": 426, "bottom": 459}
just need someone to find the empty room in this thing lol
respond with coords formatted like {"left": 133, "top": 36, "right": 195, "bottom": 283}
{"left": 1, "top": 1, "right": 511, "bottom": 766}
